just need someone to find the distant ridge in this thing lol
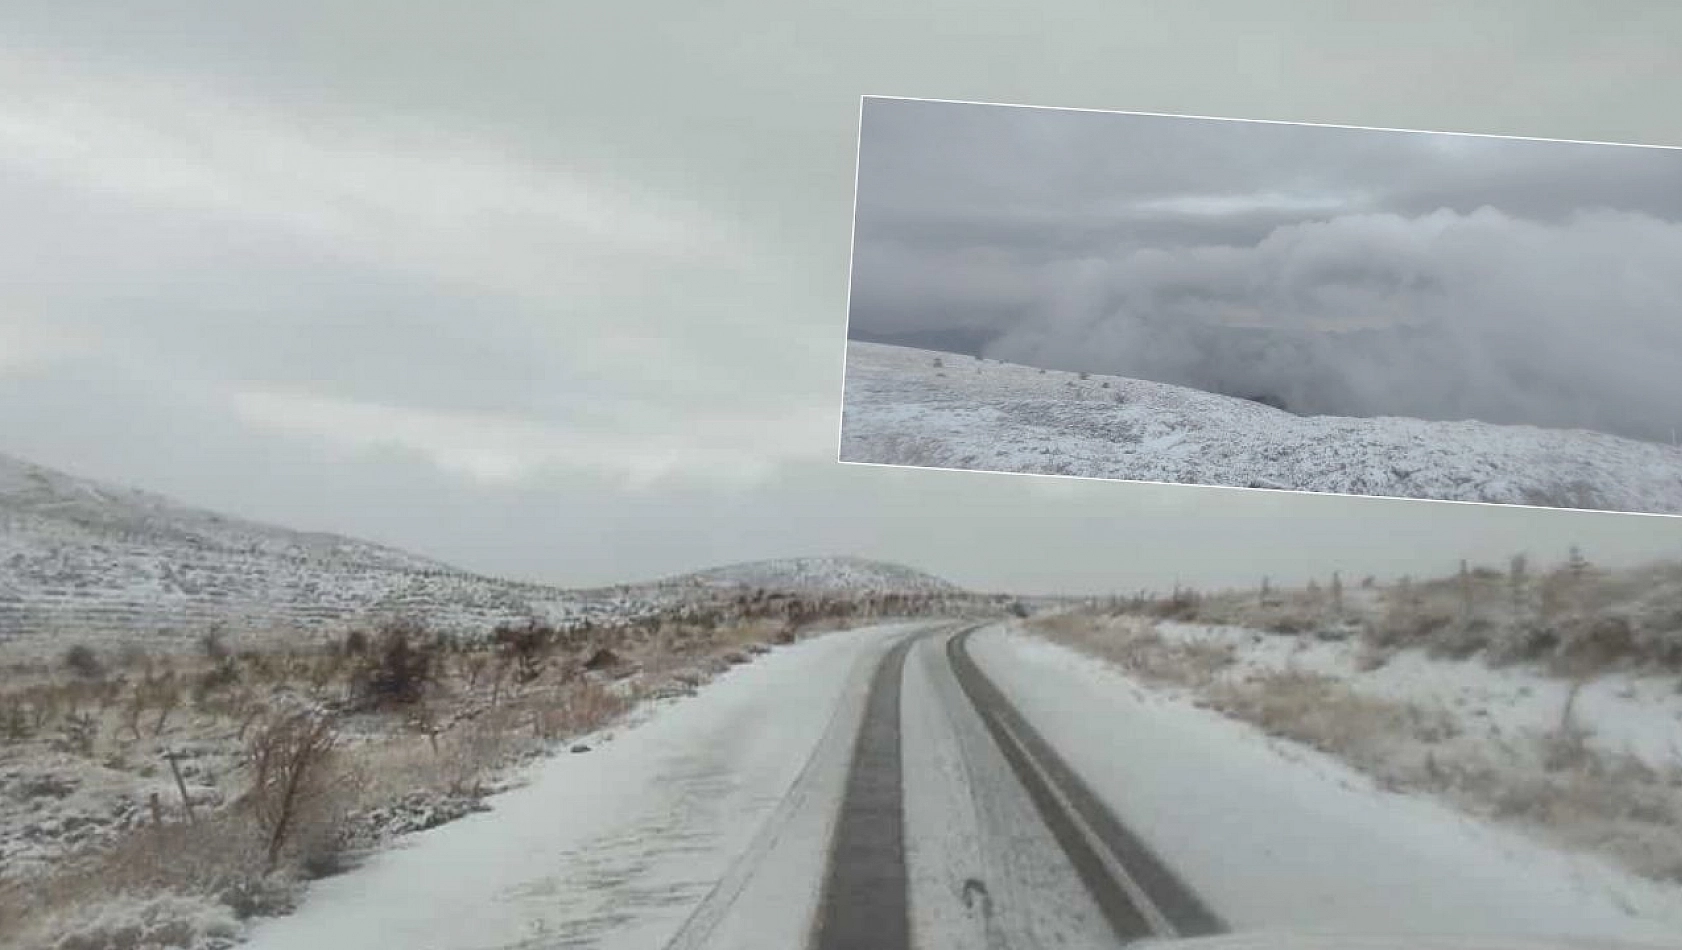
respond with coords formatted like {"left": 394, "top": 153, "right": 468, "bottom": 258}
{"left": 0, "top": 452, "right": 961, "bottom": 656}
{"left": 657, "top": 555, "right": 962, "bottom": 595}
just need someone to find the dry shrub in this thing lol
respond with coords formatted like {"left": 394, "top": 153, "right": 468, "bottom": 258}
{"left": 1486, "top": 751, "right": 1682, "bottom": 881}
{"left": 1369, "top": 602, "right": 1456, "bottom": 649}
{"left": 532, "top": 678, "right": 631, "bottom": 740}
{"left": 62, "top": 644, "right": 105, "bottom": 681}
{"left": 433, "top": 711, "right": 522, "bottom": 796}
{"left": 3, "top": 890, "right": 243, "bottom": 950}
{"left": 1034, "top": 613, "right": 1235, "bottom": 689}
{"left": 344, "top": 619, "right": 442, "bottom": 710}
{"left": 0, "top": 811, "right": 290, "bottom": 949}
{"left": 1204, "top": 669, "right": 1419, "bottom": 767}
{"left": 243, "top": 709, "right": 341, "bottom": 873}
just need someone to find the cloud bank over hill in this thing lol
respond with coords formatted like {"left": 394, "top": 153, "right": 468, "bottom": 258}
{"left": 850, "top": 99, "right": 1682, "bottom": 444}
{"left": 982, "top": 206, "right": 1682, "bottom": 443}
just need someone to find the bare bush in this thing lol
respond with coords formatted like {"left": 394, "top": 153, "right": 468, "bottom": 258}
{"left": 349, "top": 621, "right": 437, "bottom": 710}
{"left": 61, "top": 644, "right": 104, "bottom": 680}
{"left": 244, "top": 710, "right": 341, "bottom": 872}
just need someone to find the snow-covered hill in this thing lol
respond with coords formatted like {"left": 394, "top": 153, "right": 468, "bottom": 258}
{"left": 0, "top": 452, "right": 450, "bottom": 574}
{"left": 0, "top": 453, "right": 642, "bottom": 654}
{"left": 657, "top": 555, "right": 960, "bottom": 595}
{"left": 0, "top": 452, "right": 967, "bottom": 657}
{"left": 840, "top": 342, "right": 1682, "bottom": 514}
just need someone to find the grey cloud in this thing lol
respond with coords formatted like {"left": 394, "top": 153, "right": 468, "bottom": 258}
{"left": 982, "top": 207, "right": 1682, "bottom": 442}
{"left": 853, "top": 98, "right": 1682, "bottom": 443}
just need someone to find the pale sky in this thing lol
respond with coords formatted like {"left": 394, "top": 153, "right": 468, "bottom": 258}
{"left": 3, "top": 1, "right": 1681, "bottom": 594}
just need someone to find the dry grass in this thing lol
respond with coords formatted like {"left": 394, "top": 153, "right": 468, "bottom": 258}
{"left": 0, "top": 624, "right": 624, "bottom": 946}
{"left": 0, "top": 592, "right": 992, "bottom": 946}
{"left": 1036, "top": 612, "right": 1235, "bottom": 689}
{"left": 1134, "top": 553, "right": 1682, "bottom": 678}
{"left": 1204, "top": 668, "right": 1451, "bottom": 771}
{"left": 530, "top": 678, "right": 633, "bottom": 742}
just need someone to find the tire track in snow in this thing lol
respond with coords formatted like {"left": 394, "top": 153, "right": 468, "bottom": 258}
{"left": 947, "top": 625, "right": 1228, "bottom": 943}
{"left": 659, "top": 623, "right": 952, "bottom": 950}
{"left": 808, "top": 629, "right": 931, "bottom": 950}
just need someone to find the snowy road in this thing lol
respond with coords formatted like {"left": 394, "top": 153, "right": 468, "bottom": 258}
{"left": 808, "top": 625, "right": 1222, "bottom": 950}
{"left": 245, "top": 621, "right": 1682, "bottom": 950}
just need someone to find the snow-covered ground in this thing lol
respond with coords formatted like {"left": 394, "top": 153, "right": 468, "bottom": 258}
{"left": 240, "top": 622, "right": 919, "bottom": 950}
{"left": 656, "top": 555, "right": 961, "bottom": 596}
{"left": 971, "top": 625, "right": 1682, "bottom": 944}
{"left": 1153, "top": 621, "right": 1682, "bottom": 773}
{"left": 220, "top": 619, "right": 1682, "bottom": 950}
{"left": 840, "top": 341, "right": 1682, "bottom": 514}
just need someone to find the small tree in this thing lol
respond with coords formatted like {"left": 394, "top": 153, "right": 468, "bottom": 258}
{"left": 353, "top": 621, "right": 435, "bottom": 709}
{"left": 342, "top": 629, "right": 370, "bottom": 657}
{"left": 246, "top": 710, "right": 340, "bottom": 872}
{"left": 63, "top": 644, "right": 104, "bottom": 680}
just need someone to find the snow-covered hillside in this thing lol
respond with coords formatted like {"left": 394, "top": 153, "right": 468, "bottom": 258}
{"left": 0, "top": 453, "right": 957, "bottom": 657}
{"left": 658, "top": 555, "right": 960, "bottom": 595}
{"left": 0, "top": 453, "right": 649, "bottom": 653}
{"left": 840, "top": 342, "right": 1682, "bottom": 514}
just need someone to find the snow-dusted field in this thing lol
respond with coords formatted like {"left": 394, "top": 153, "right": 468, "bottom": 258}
{"left": 1153, "top": 620, "right": 1682, "bottom": 773}
{"left": 223, "top": 619, "right": 1682, "bottom": 949}
{"left": 840, "top": 341, "right": 1682, "bottom": 514}
{"left": 971, "top": 625, "right": 1682, "bottom": 944}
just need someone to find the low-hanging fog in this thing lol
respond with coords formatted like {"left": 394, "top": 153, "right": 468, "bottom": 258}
{"left": 848, "top": 99, "right": 1682, "bottom": 444}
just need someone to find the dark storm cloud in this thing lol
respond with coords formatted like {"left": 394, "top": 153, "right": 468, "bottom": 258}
{"left": 849, "top": 97, "right": 1682, "bottom": 442}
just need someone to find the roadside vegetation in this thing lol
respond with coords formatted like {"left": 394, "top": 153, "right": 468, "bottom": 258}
{"left": 1031, "top": 548, "right": 1682, "bottom": 888}
{"left": 0, "top": 589, "right": 998, "bottom": 950}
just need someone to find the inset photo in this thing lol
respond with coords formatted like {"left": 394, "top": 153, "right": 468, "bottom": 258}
{"left": 839, "top": 96, "right": 1682, "bottom": 515}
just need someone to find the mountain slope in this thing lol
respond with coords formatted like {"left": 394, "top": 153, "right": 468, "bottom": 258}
{"left": 0, "top": 452, "right": 449, "bottom": 573}
{"left": 0, "top": 452, "right": 964, "bottom": 656}
{"left": 0, "top": 454, "right": 671, "bottom": 654}
{"left": 840, "top": 342, "right": 1682, "bottom": 514}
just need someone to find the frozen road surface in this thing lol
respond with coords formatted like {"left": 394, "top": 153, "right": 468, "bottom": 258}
{"left": 244, "top": 622, "right": 1682, "bottom": 950}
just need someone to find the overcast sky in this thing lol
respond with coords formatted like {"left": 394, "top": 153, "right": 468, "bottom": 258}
{"left": 850, "top": 97, "right": 1682, "bottom": 441}
{"left": 3, "top": 1, "right": 1682, "bottom": 595}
